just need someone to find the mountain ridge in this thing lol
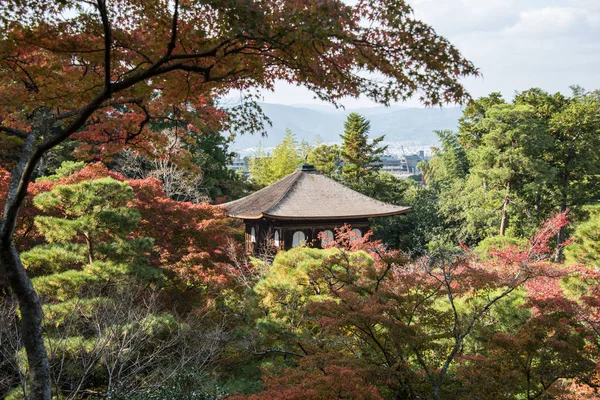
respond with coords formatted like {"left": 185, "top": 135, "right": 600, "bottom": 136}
{"left": 229, "top": 103, "right": 463, "bottom": 151}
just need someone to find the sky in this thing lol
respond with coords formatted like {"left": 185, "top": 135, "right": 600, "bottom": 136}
{"left": 257, "top": 0, "right": 600, "bottom": 108}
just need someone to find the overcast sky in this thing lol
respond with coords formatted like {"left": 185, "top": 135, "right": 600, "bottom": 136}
{"left": 258, "top": 0, "right": 600, "bottom": 108}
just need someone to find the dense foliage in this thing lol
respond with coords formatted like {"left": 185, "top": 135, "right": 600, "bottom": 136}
{"left": 229, "top": 218, "right": 600, "bottom": 400}
{"left": 2, "top": 95, "right": 600, "bottom": 398}
{"left": 0, "top": 0, "right": 598, "bottom": 398}
{"left": 248, "top": 130, "right": 307, "bottom": 187}
{"left": 362, "top": 88, "right": 600, "bottom": 258}
{"left": 1, "top": 162, "right": 243, "bottom": 398}
{"left": 0, "top": 1, "right": 479, "bottom": 396}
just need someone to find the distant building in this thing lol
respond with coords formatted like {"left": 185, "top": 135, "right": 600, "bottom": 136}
{"left": 376, "top": 152, "right": 427, "bottom": 178}
{"left": 227, "top": 154, "right": 249, "bottom": 175}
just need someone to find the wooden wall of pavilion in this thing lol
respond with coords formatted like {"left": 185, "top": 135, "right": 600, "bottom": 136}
{"left": 244, "top": 218, "right": 370, "bottom": 255}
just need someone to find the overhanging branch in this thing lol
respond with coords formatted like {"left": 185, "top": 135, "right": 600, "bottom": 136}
{"left": 0, "top": 126, "right": 28, "bottom": 140}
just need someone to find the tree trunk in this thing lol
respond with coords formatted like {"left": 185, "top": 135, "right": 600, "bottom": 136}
{"left": 499, "top": 181, "right": 510, "bottom": 236}
{"left": 84, "top": 232, "right": 94, "bottom": 264}
{"left": 554, "top": 203, "right": 568, "bottom": 262}
{"left": 0, "top": 239, "right": 51, "bottom": 400}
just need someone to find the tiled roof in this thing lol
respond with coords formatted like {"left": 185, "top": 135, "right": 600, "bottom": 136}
{"left": 222, "top": 165, "right": 411, "bottom": 220}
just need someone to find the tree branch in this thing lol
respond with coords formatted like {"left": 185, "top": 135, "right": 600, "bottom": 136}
{"left": 0, "top": 126, "right": 28, "bottom": 140}
{"left": 245, "top": 348, "right": 304, "bottom": 358}
{"left": 167, "top": 0, "right": 179, "bottom": 56}
{"left": 96, "top": 0, "right": 112, "bottom": 94}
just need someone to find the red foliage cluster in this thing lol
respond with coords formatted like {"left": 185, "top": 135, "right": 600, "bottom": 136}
{"left": 233, "top": 356, "right": 384, "bottom": 400}
{"left": 128, "top": 176, "right": 236, "bottom": 287}
{"left": 5, "top": 163, "right": 240, "bottom": 293}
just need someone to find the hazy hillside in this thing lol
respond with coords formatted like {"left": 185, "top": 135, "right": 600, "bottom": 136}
{"left": 229, "top": 103, "right": 463, "bottom": 151}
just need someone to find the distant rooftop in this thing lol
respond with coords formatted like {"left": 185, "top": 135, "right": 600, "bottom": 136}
{"left": 222, "top": 164, "right": 411, "bottom": 220}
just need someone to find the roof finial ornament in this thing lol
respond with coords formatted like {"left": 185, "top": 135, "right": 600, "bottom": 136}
{"left": 299, "top": 162, "right": 316, "bottom": 171}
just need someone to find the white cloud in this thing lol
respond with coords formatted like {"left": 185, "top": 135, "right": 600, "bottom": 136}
{"left": 569, "top": 0, "right": 600, "bottom": 11}
{"left": 505, "top": 7, "right": 599, "bottom": 36}
{"left": 261, "top": 1, "right": 600, "bottom": 108}
{"left": 409, "top": 0, "right": 522, "bottom": 35}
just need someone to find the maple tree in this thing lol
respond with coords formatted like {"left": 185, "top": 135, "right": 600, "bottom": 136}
{"left": 237, "top": 215, "right": 598, "bottom": 399}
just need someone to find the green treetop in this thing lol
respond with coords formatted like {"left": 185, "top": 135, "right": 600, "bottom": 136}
{"left": 307, "top": 143, "right": 343, "bottom": 178}
{"left": 23, "top": 177, "right": 151, "bottom": 274}
{"left": 340, "top": 113, "right": 387, "bottom": 187}
{"left": 248, "top": 129, "right": 304, "bottom": 187}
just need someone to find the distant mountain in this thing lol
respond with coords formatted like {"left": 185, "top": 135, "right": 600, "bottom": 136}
{"left": 229, "top": 103, "right": 463, "bottom": 151}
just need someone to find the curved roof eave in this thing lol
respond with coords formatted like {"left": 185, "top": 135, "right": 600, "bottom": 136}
{"left": 225, "top": 207, "right": 412, "bottom": 221}
{"left": 262, "top": 208, "right": 412, "bottom": 220}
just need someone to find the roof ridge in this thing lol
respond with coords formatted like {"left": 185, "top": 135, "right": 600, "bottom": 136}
{"left": 326, "top": 177, "right": 403, "bottom": 206}
{"left": 263, "top": 169, "right": 303, "bottom": 215}
{"left": 221, "top": 169, "right": 297, "bottom": 207}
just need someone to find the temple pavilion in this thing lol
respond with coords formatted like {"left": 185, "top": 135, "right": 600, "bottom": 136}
{"left": 222, "top": 164, "right": 411, "bottom": 254}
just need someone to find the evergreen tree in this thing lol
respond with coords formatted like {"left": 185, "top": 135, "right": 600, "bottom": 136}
{"left": 248, "top": 129, "right": 303, "bottom": 186}
{"left": 458, "top": 92, "right": 506, "bottom": 148}
{"left": 307, "top": 144, "right": 343, "bottom": 178}
{"left": 564, "top": 205, "right": 600, "bottom": 269}
{"left": 22, "top": 177, "right": 153, "bottom": 275}
{"left": 340, "top": 113, "right": 387, "bottom": 186}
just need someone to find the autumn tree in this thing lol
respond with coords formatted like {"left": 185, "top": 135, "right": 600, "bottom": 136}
{"left": 0, "top": 0, "right": 477, "bottom": 396}
{"left": 241, "top": 216, "right": 596, "bottom": 400}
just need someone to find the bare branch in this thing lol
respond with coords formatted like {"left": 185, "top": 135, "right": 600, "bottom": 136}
{"left": 245, "top": 348, "right": 304, "bottom": 358}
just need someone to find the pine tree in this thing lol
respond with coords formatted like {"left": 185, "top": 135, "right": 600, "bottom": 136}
{"left": 23, "top": 177, "right": 153, "bottom": 275}
{"left": 307, "top": 144, "right": 342, "bottom": 178}
{"left": 340, "top": 113, "right": 387, "bottom": 186}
